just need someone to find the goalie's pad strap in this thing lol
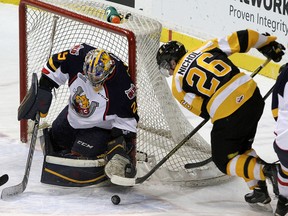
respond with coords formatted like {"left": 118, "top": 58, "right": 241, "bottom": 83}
{"left": 45, "top": 155, "right": 106, "bottom": 167}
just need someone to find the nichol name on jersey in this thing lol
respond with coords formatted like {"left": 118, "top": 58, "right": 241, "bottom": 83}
{"left": 178, "top": 52, "right": 201, "bottom": 75}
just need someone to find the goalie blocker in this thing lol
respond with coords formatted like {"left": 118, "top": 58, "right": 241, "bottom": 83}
{"left": 18, "top": 73, "right": 52, "bottom": 121}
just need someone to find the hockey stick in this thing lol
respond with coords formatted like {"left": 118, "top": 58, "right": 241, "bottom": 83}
{"left": 1, "top": 17, "right": 59, "bottom": 200}
{"left": 111, "top": 118, "right": 209, "bottom": 186}
{"left": 110, "top": 58, "right": 272, "bottom": 186}
{"left": 0, "top": 174, "right": 9, "bottom": 187}
{"left": 1, "top": 112, "right": 40, "bottom": 199}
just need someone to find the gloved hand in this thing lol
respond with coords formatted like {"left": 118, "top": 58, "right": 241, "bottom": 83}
{"left": 258, "top": 40, "right": 285, "bottom": 62}
{"left": 37, "top": 87, "right": 52, "bottom": 118}
{"left": 18, "top": 82, "right": 53, "bottom": 121}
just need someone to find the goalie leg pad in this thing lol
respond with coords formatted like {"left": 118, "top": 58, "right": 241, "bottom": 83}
{"left": 41, "top": 155, "right": 107, "bottom": 187}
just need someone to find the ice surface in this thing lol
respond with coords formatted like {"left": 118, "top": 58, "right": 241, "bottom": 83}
{"left": 0, "top": 3, "right": 279, "bottom": 216}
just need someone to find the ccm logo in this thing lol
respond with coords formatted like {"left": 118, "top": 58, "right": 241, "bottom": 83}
{"left": 77, "top": 140, "right": 94, "bottom": 149}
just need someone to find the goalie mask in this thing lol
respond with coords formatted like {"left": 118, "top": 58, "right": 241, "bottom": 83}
{"left": 83, "top": 49, "right": 115, "bottom": 87}
{"left": 156, "top": 41, "right": 187, "bottom": 77}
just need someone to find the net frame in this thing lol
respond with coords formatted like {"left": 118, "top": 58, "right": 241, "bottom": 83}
{"left": 19, "top": 0, "right": 228, "bottom": 186}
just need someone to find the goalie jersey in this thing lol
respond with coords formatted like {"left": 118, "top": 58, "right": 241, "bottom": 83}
{"left": 41, "top": 43, "right": 139, "bottom": 132}
{"left": 271, "top": 63, "right": 288, "bottom": 151}
{"left": 172, "top": 29, "right": 277, "bottom": 122}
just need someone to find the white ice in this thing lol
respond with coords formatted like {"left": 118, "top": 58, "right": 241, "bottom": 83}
{"left": 0, "top": 3, "right": 280, "bottom": 216}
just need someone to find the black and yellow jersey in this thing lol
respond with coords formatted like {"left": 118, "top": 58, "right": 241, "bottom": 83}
{"left": 172, "top": 29, "right": 277, "bottom": 122}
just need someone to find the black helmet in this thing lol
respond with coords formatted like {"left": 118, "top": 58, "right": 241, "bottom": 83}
{"left": 156, "top": 41, "right": 187, "bottom": 66}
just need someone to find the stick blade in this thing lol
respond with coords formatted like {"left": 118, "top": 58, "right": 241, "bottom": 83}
{"left": 184, "top": 157, "right": 213, "bottom": 169}
{"left": 1, "top": 183, "right": 25, "bottom": 200}
{"left": 110, "top": 175, "right": 137, "bottom": 186}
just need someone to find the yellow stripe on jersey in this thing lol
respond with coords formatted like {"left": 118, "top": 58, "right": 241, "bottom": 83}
{"left": 227, "top": 31, "right": 242, "bottom": 53}
{"left": 210, "top": 29, "right": 277, "bottom": 57}
{"left": 207, "top": 73, "right": 257, "bottom": 123}
{"left": 172, "top": 73, "right": 204, "bottom": 116}
{"left": 48, "top": 57, "right": 57, "bottom": 71}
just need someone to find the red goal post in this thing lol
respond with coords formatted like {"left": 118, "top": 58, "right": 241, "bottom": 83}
{"left": 19, "top": 0, "right": 228, "bottom": 186}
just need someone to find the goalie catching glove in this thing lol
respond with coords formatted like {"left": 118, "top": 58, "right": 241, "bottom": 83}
{"left": 257, "top": 33, "right": 285, "bottom": 62}
{"left": 105, "top": 135, "right": 136, "bottom": 180}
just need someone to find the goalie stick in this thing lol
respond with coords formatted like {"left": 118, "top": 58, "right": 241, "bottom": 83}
{"left": 0, "top": 174, "right": 9, "bottom": 187}
{"left": 1, "top": 16, "right": 59, "bottom": 200}
{"left": 110, "top": 58, "right": 272, "bottom": 186}
{"left": 1, "top": 73, "right": 39, "bottom": 199}
{"left": 1, "top": 112, "right": 40, "bottom": 199}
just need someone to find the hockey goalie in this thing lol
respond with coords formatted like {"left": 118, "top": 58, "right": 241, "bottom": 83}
{"left": 19, "top": 43, "right": 139, "bottom": 187}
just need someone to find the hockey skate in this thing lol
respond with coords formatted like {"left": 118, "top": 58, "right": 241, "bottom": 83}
{"left": 263, "top": 162, "right": 280, "bottom": 196}
{"left": 275, "top": 195, "right": 288, "bottom": 216}
{"left": 245, "top": 181, "right": 273, "bottom": 212}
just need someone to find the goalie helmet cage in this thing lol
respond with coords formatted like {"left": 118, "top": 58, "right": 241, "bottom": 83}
{"left": 19, "top": 0, "right": 228, "bottom": 186}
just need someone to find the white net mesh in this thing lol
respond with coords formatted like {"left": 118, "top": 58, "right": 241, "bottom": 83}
{"left": 21, "top": 0, "right": 228, "bottom": 186}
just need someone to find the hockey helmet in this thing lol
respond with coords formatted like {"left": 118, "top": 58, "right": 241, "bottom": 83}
{"left": 156, "top": 41, "right": 187, "bottom": 77}
{"left": 83, "top": 49, "right": 115, "bottom": 87}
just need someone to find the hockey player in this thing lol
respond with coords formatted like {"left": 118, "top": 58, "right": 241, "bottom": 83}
{"left": 156, "top": 29, "right": 285, "bottom": 210}
{"left": 26, "top": 43, "right": 139, "bottom": 184}
{"left": 271, "top": 63, "right": 288, "bottom": 216}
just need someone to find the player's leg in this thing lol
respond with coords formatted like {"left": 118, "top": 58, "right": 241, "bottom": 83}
{"left": 50, "top": 106, "right": 77, "bottom": 153}
{"left": 70, "top": 126, "right": 136, "bottom": 179}
{"left": 274, "top": 142, "right": 288, "bottom": 216}
{"left": 211, "top": 89, "right": 265, "bottom": 177}
{"left": 211, "top": 88, "right": 275, "bottom": 208}
{"left": 70, "top": 127, "right": 111, "bottom": 158}
{"left": 41, "top": 122, "right": 109, "bottom": 187}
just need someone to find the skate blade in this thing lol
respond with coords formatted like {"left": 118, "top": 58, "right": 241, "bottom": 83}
{"left": 248, "top": 202, "right": 273, "bottom": 212}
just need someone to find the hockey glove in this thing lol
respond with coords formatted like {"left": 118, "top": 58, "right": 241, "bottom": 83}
{"left": 26, "top": 87, "right": 52, "bottom": 120}
{"left": 37, "top": 87, "right": 52, "bottom": 118}
{"left": 258, "top": 40, "right": 285, "bottom": 62}
{"left": 18, "top": 74, "right": 53, "bottom": 121}
{"left": 105, "top": 136, "right": 137, "bottom": 179}
{"left": 111, "top": 127, "right": 137, "bottom": 166}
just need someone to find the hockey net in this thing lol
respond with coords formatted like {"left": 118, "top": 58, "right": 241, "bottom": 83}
{"left": 19, "top": 0, "right": 228, "bottom": 186}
